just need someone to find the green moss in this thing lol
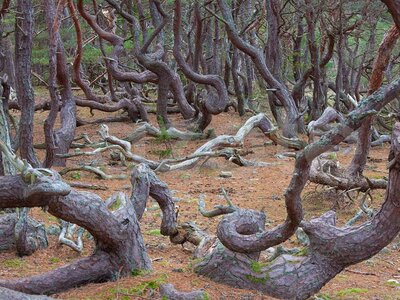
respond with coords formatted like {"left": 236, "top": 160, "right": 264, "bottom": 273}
{"left": 335, "top": 274, "right": 348, "bottom": 281}
{"left": 109, "top": 196, "right": 122, "bottom": 211}
{"left": 250, "top": 260, "right": 266, "bottom": 273}
{"left": 294, "top": 247, "right": 309, "bottom": 256}
{"left": 146, "top": 229, "right": 162, "bottom": 236}
{"left": 47, "top": 215, "right": 58, "bottom": 222}
{"left": 386, "top": 279, "right": 400, "bottom": 287}
{"left": 131, "top": 269, "right": 151, "bottom": 277}
{"left": 336, "top": 288, "right": 368, "bottom": 298}
{"left": 50, "top": 257, "right": 60, "bottom": 264}
{"left": 245, "top": 273, "right": 269, "bottom": 284}
{"left": 327, "top": 152, "right": 337, "bottom": 160}
{"left": 188, "top": 257, "right": 204, "bottom": 269}
{"left": 179, "top": 173, "right": 191, "bottom": 180}
{"left": 4, "top": 258, "right": 24, "bottom": 268}
{"left": 201, "top": 293, "right": 210, "bottom": 300}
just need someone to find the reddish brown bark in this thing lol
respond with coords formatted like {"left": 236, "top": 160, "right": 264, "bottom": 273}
{"left": 173, "top": 0, "right": 228, "bottom": 130}
{"left": 15, "top": 0, "right": 39, "bottom": 167}
{"left": 348, "top": 25, "right": 400, "bottom": 176}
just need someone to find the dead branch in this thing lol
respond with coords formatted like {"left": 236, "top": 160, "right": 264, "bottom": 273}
{"left": 59, "top": 166, "right": 127, "bottom": 180}
{"left": 58, "top": 220, "right": 84, "bottom": 253}
{"left": 198, "top": 193, "right": 237, "bottom": 218}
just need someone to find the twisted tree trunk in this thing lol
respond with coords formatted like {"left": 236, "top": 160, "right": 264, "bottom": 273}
{"left": 0, "top": 162, "right": 178, "bottom": 295}
{"left": 15, "top": 0, "right": 39, "bottom": 167}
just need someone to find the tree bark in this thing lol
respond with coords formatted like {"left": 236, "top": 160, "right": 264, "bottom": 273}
{"left": 348, "top": 25, "right": 400, "bottom": 176}
{"left": 217, "top": 0, "right": 304, "bottom": 137}
{"left": 15, "top": 0, "right": 39, "bottom": 167}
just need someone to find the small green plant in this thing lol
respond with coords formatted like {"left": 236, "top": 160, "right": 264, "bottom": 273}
{"left": 179, "top": 173, "right": 191, "bottom": 180}
{"left": 71, "top": 172, "right": 81, "bottom": 180}
{"left": 250, "top": 260, "right": 266, "bottom": 273}
{"left": 4, "top": 258, "right": 24, "bottom": 268}
{"left": 152, "top": 148, "right": 173, "bottom": 159}
{"left": 153, "top": 116, "right": 174, "bottom": 159}
{"left": 315, "top": 293, "right": 331, "bottom": 300}
{"left": 336, "top": 288, "right": 368, "bottom": 298}
{"left": 113, "top": 274, "right": 167, "bottom": 298}
{"left": 245, "top": 273, "right": 269, "bottom": 284}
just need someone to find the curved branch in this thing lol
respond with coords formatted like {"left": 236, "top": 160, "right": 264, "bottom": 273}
{"left": 173, "top": 0, "right": 228, "bottom": 119}
{"left": 76, "top": 0, "right": 158, "bottom": 84}
{"left": 214, "top": 78, "right": 400, "bottom": 253}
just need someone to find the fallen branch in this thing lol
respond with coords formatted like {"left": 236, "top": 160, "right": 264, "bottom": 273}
{"left": 66, "top": 181, "right": 108, "bottom": 190}
{"left": 60, "top": 165, "right": 127, "bottom": 180}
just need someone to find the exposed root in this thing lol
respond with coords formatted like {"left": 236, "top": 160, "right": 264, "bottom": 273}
{"left": 309, "top": 157, "right": 387, "bottom": 191}
{"left": 198, "top": 191, "right": 237, "bottom": 218}
{"left": 58, "top": 221, "right": 84, "bottom": 253}
{"left": 159, "top": 283, "right": 206, "bottom": 300}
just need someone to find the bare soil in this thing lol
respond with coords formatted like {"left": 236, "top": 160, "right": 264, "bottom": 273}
{"left": 2, "top": 97, "right": 400, "bottom": 300}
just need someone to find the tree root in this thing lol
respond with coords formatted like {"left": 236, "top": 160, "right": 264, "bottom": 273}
{"left": 309, "top": 157, "right": 387, "bottom": 191}
{"left": 0, "top": 162, "right": 179, "bottom": 295}
{"left": 59, "top": 114, "right": 292, "bottom": 173}
{"left": 0, "top": 287, "right": 54, "bottom": 299}
{"left": 66, "top": 181, "right": 108, "bottom": 190}
{"left": 124, "top": 122, "right": 214, "bottom": 144}
{"left": 58, "top": 220, "right": 84, "bottom": 253}
{"left": 0, "top": 212, "right": 48, "bottom": 253}
{"left": 159, "top": 283, "right": 206, "bottom": 300}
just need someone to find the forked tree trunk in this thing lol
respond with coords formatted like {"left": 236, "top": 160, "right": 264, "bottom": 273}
{"left": 217, "top": 0, "right": 304, "bottom": 137}
{"left": 43, "top": 0, "right": 77, "bottom": 168}
{"left": 173, "top": 0, "right": 229, "bottom": 129}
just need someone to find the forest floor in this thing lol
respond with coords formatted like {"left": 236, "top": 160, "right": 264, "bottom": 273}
{"left": 1, "top": 94, "right": 400, "bottom": 300}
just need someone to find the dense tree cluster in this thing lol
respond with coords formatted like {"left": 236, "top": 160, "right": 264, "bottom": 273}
{"left": 0, "top": 0, "right": 400, "bottom": 299}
